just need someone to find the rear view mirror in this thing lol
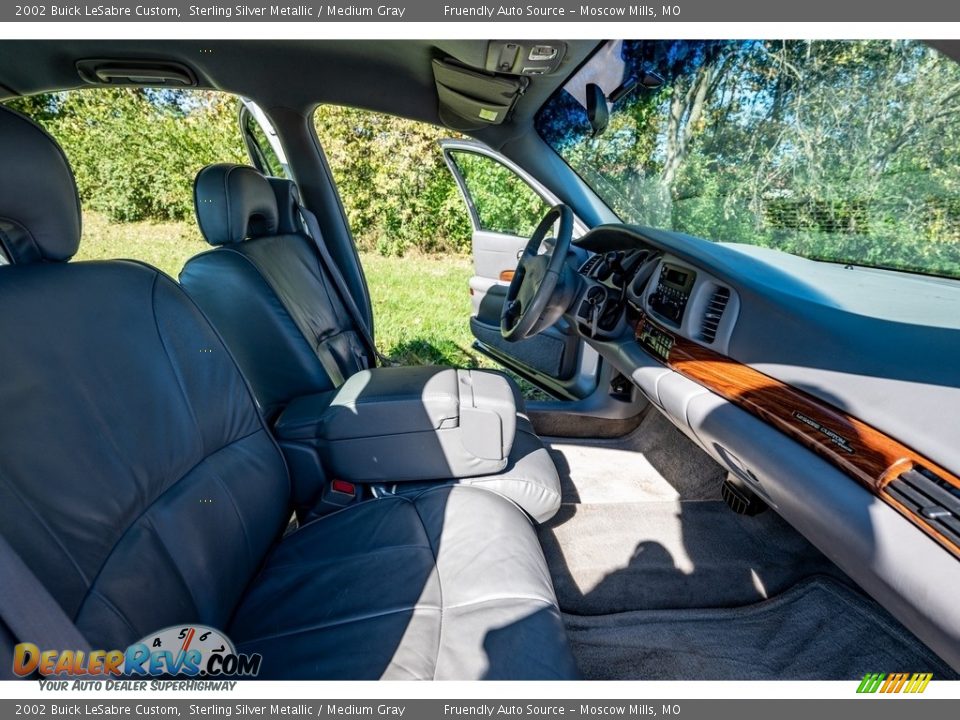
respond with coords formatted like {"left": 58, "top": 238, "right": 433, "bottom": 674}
{"left": 608, "top": 70, "right": 666, "bottom": 103}
{"left": 586, "top": 83, "right": 609, "bottom": 137}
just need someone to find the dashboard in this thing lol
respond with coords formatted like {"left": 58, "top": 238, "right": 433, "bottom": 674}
{"left": 575, "top": 245, "right": 740, "bottom": 357}
{"left": 567, "top": 224, "right": 960, "bottom": 670}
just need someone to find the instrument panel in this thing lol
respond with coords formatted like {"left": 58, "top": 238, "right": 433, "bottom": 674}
{"left": 575, "top": 234, "right": 960, "bottom": 560}
{"left": 570, "top": 223, "right": 960, "bottom": 669}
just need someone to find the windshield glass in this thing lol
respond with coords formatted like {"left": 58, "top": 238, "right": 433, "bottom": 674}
{"left": 536, "top": 40, "right": 960, "bottom": 279}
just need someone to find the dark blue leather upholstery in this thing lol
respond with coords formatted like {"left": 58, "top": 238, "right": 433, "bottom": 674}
{"left": 0, "top": 259, "right": 291, "bottom": 650}
{"left": 0, "top": 107, "right": 577, "bottom": 679}
{"left": 181, "top": 234, "right": 368, "bottom": 418}
{"left": 0, "top": 260, "right": 291, "bottom": 645}
{"left": 182, "top": 166, "right": 368, "bottom": 419}
{"left": 0, "top": 107, "right": 81, "bottom": 265}
{"left": 194, "top": 163, "right": 280, "bottom": 246}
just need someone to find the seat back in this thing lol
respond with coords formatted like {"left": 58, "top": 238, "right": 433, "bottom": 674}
{"left": 0, "top": 108, "right": 291, "bottom": 655}
{"left": 181, "top": 164, "right": 369, "bottom": 419}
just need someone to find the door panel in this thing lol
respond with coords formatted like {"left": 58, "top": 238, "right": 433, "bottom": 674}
{"left": 470, "top": 230, "right": 525, "bottom": 313}
{"left": 441, "top": 139, "right": 598, "bottom": 399}
{"left": 472, "top": 284, "right": 579, "bottom": 380}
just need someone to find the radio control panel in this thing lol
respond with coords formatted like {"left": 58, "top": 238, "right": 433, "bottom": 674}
{"left": 648, "top": 263, "right": 696, "bottom": 326}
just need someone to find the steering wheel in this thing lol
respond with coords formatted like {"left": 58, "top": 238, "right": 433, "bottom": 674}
{"left": 501, "top": 204, "right": 574, "bottom": 342}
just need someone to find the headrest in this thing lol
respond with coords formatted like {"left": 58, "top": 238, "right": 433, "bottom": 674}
{"left": 194, "top": 164, "right": 280, "bottom": 246}
{"left": 0, "top": 105, "right": 81, "bottom": 265}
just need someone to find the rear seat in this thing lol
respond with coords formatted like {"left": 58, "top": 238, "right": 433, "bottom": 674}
{"left": 0, "top": 105, "right": 579, "bottom": 680}
{"left": 180, "top": 164, "right": 561, "bottom": 522}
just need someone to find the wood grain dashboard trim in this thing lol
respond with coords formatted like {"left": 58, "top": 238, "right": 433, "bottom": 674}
{"left": 632, "top": 312, "right": 960, "bottom": 559}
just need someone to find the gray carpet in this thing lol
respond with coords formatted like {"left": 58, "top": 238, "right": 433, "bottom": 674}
{"left": 545, "top": 410, "right": 726, "bottom": 504}
{"left": 537, "top": 406, "right": 954, "bottom": 680}
{"left": 539, "top": 500, "right": 844, "bottom": 615}
{"left": 564, "top": 576, "right": 958, "bottom": 680}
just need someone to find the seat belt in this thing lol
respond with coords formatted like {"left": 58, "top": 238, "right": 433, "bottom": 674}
{"left": 295, "top": 204, "right": 394, "bottom": 368}
{"left": 0, "top": 533, "right": 91, "bottom": 662}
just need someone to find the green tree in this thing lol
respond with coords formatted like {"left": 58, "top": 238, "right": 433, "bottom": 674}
{"left": 7, "top": 88, "right": 245, "bottom": 222}
{"left": 314, "top": 105, "right": 473, "bottom": 255}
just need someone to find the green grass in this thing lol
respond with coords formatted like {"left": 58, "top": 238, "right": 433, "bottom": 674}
{"left": 77, "top": 212, "right": 208, "bottom": 278}
{"left": 359, "top": 251, "right": 488, "bottom": 368}
{"left": 72, "top": 214, "right": 546, "bottom": 398}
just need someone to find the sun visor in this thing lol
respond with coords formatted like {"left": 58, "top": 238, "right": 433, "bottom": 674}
{"left": 433, "top": 59, "right": 529, "bottom": 130}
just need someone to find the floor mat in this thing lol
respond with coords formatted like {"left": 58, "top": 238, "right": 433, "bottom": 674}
{"left": 564, "top": 576, "right": 958, "bottom": 680}
{"left": 539, "top": 500, "right": 843, "bottom": 615}
{"left": 545, "top": 410, "right": 726, "bottom": 504}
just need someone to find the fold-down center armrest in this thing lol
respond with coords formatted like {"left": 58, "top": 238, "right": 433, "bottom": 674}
{"left": 275, "top": 366, "right": 518, "bottom": 483}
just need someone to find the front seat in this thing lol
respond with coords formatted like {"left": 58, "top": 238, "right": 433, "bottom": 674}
{"left": 180, "top": 164, "right": 562, "bottom": 523}
{"left": 0, "top": 105, "right": 578, "bottom": 680}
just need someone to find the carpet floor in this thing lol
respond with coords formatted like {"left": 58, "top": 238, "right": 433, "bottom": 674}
{"left": 564, "top": 576, "right": 957, "bottom": 680}
{"left": 539, "top": 409, "right": 955, "bottom": 679}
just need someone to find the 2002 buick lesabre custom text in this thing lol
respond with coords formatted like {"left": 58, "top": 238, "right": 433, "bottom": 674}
{"left": 42, "top": 4, "right": 180, "bottom": 15}
{"left": 20, "top": 705, "right": 179, "bottom": 716}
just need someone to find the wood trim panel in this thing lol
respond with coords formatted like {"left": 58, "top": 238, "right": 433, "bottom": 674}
{"left": 633, "top": 312, "right": 960, "bottom": 559}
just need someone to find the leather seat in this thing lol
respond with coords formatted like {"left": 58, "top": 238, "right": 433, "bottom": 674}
{"left": 0, "top": 105, "right": 578, "bottom": 680}
{"left": 180, "top": 164, "right": 561, "bottom": 522}
{"left": 232, "top": 485, "right": 573, "bottom": 679}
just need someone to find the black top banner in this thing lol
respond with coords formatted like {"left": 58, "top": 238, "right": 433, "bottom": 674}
{"left": 5, "top": 0, "right": 960, "bottom": 22}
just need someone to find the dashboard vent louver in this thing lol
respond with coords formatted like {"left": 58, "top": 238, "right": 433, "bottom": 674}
{"left": 886, "top": 467, "right": 960, "bottom": 548}
{"left": 579, "top": 255, "right": 602, "bottom": 275}
{"left": 700, "top": 286, "right": 731, "bottom": 343}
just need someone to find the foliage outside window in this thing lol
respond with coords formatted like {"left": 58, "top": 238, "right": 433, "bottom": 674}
{"left": 537, "top": 40, "right": 960, "bottom": 279}
{"left": 448, "top": 151, "right": 550, "bottom": 237}
{"left": 7, "top": 89, "right": 246, "bottom": 223}
{"left": 314, "top": 106, "right": 474, "bottom": 256}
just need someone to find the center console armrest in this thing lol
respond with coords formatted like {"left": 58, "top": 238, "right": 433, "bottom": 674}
{"left": 276, "top": 366, "right": 518, "bottom": 483}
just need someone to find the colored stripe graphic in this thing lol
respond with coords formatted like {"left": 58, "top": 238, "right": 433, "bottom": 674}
{"left": 906, "top": 673, "right": 933, "bottom": 693}
{"left": 857, "top": 672, "right": 932, "bottom": 693}
{"left": 857, "top": 673, "right": 885, "bottom": 693}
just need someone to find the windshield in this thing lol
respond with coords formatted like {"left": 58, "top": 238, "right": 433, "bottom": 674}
{"left": 536, "top": 40, "right": 960, "bottom": 279}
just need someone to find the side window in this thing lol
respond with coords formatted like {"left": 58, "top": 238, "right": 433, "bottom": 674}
{"left": 447, "top": 151, "right": 550, "bottom": 237}
{"left": 312, "top": 105, "right": 472, "bottom": 256}
{"left": 4, "top": 88, "right": 247, "bottom": 277}
{"left": 241, "top": 101, "right": 287, "bottom": 178}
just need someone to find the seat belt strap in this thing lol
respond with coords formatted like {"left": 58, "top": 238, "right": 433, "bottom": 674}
{"left": 0, "top": 533, "right": 91, "bottom": 659}
{"left": 296, "top": 205, "right": 394, "bottom": 368}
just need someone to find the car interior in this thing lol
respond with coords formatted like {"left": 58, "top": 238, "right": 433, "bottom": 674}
{"left": 0, "top": 39, "right": 959, "bottom": 681}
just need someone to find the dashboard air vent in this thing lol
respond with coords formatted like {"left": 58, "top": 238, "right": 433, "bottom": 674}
{"left": 700, "top": 286, "right": 731, "bottom": 343}
{"left": 886, "top": 467, "right": 960, "bottom": 548}
{"left": 579, "top": 255, "right": 602, "bottom": 275}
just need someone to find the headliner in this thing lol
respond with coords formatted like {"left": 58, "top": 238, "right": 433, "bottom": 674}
{"left": 5, "top": 39, "right": 956, "bottom": 149}
{"left": 0, "top": 40, "right": 602, "bottom": 146}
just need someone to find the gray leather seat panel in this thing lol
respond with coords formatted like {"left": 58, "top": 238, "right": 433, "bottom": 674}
{"left": 387, "top": 419, "right": 561, "bottom": 524}
{"left": 457, "top": 419, "right": 562, "bottom": 524}
{"left": 231, "top": 485, "right": 576, "bottom": 679}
